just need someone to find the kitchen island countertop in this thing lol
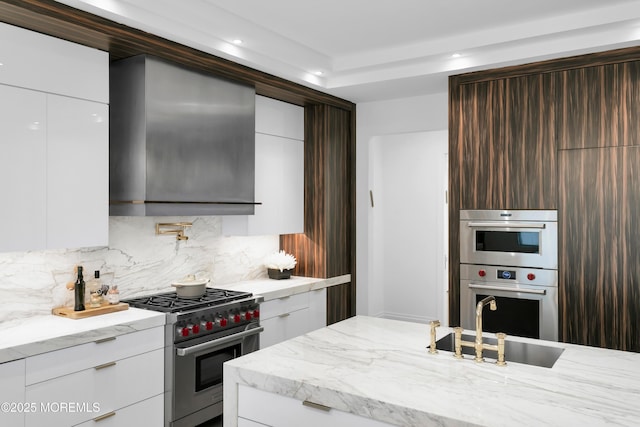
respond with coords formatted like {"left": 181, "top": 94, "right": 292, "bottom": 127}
{"left": 223, "top": 315, "right": 640, "bottom": 426}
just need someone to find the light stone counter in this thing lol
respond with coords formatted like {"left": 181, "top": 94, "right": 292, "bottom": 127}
{"left": 224, "top": 315, "right": 640, "bottom": 427}
{"left": 0, "top": 275, "right": 347, "bottom": 365}
{"left": 0, "top": 308, "right": 165, "bottom": 364}
{"left": 215, "top": 274, "right": 350, "bottom": 301}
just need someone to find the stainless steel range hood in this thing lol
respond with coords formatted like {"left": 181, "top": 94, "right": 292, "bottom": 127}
{"left": 109, "top": 55, "right": 257, "bottom": 216}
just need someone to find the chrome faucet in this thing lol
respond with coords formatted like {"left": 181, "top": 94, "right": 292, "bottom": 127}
{"left": 454, "top": 295, "right": 506, "bottom": 365}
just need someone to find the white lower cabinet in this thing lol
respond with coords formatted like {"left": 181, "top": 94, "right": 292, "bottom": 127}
{"left": 308, "top": 288, "right": 327, "bottom": 332}
{"left": 24, "top": 327, "right": 164, "bottom": 427}
{"left": 73, "top": 394, "right": 163, "bottom": 427}
{"left": 0, "top": 359, "right": 26, "bottom": 427}
{"left": 260, "top": 289, "right": 327, "bottom": 349}
{"left": 237, "top": 385, "right": 394, "bottom": 427}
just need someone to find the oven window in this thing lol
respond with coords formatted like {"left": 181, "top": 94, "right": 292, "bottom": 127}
{"left": 195, "top": 343, "right": 240, "bottom": 392}
{"left": 476, "top": 295, "right": 540, "bottom": 339}
{"left": 475, "top": 230, "right": 540, "bottom": 254}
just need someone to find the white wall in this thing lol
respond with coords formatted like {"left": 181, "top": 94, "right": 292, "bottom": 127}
{"left": 370, "top": 131, "right": 447, "bottom": 324}
{"left": 356, "top": 92, "right": 448, "bottom": 321}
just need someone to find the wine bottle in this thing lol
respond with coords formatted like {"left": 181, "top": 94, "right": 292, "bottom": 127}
{"left": 74, "top": 266, "right": 86, "bottom": 311}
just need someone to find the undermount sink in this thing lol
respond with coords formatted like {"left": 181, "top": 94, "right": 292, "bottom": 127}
{"left": 431, "top": 332, "right": 564, "bottom": 368}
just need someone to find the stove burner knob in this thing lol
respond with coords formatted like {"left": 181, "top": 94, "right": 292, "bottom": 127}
{"left": 219, "top": 318, "right": 228, "bottom": 327}
{"left": 243, "top": 311, "right": 252, "bottom": 320}
{"left": 191, "top": 324, "right": 200, "bottom": 334}
{"left": 203, "top": 320, "right": 214, "bottom": 331}
{"left": 527, "top": 273, "right": 536, "bottom": 281}
{"left": 252, "top": 309, "right": 260, "bottom": 318}
{"left": 232, "top": 314, "right": 241, "bottom": 324}
{"left": 177, "top": 327, "right": 189, "bottom": 337}
{"left": 478, "top": 269, "right": 486, "bottom": 277}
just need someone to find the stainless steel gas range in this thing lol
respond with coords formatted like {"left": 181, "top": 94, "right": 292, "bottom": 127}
{"left": 124, "top": 288, "right": 263, "bottom": 427}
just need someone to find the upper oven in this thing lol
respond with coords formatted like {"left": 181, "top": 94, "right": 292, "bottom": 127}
{"left": 460, "top": 210, "right": 557, "bottom": 269}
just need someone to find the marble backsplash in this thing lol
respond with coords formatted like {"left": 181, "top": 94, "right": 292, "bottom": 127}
{"left": 0, "top": 216, "right": 279, "bottom": 325}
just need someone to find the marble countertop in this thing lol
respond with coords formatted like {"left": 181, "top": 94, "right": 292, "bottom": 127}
{"left": 0, "top": 308, "right": 165, "bottom": 364}
{"left": 0, "top": 275, "right": 348, "bottom": 365}
{"left": 223, "top": 315, "right": 640, "bottom": 427}
{"left": 215, "top": 274, "right": 350, "bottom": 301}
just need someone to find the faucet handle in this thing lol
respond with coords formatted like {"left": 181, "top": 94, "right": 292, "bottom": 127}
{"left": 495, "top": 332, "right": 507, "bottom": 366}
{"left": 428, "top": 320, "right": 441, "bottom": 354}
{"left": 453, "top": 327, "right": 464, "bottom": 359}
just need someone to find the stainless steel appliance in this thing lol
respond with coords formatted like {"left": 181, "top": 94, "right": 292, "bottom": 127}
{"left": 460, "top": 264, "right": 558, "bottom": 341}
{"left": 459, "top": 209, "right": 557, "bottom": 269}
{"left": 110, "top": 55, "right": 258, "bottom": 216}
{"left": 459, "top": 210, "right": 558, "bottom": 341}
{"left": 124, "top": 288, "right": 263, "bottom": 427}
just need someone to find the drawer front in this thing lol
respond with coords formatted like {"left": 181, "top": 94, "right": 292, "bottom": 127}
{"left": 238, "top": 385, "right": 394, "bottom": 427}
{"left": 261, "top": 292, "right": 309, "bottom": 320}
{"left": 25, "top": 349, "right": 163, "bottom": 427}
{"left": 259, "top": 317, "right": 287, "bottom": 349}
{"left": 26, "top": 326, "right": 163, "bottom": 385}
{"left": 74, "top": 394, "right": 164, "bottom": 427}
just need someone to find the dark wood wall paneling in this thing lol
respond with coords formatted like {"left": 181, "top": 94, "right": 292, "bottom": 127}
{"left": 556, "top": 60, "right": 640, "bottom": 351}
{"left": 0, "top": 0, "right": 357, "bottom": 323}
{"left": 281, "top": 105, "right": 354, "bottom": 325}
{"left": 450, "top": 47, "right": 640, "bottom": 352}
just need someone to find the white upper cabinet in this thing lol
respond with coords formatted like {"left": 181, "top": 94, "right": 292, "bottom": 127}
{"left": 224, "top": 96, "right": 304, "bottom": 236}
{"left": 0, "top": 23, "right": 108, "bottom": 252}
{"left": 0, "top": 85, "right": 47, "bottom": 252}
{"left": 46, "top": 95, "right": 109, "bottom": 249}
{"left": 255, "top": 95, "right": 304, "bottom": 140}
{"left": 0, "top": 22, "right": 108, "bottom": 102}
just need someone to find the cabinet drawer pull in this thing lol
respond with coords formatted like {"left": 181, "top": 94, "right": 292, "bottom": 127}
{"left": 279, "top": 295, "right": 291, "bottom": 300}
{"left": 278, "top": 313, "right": 291, "bottom": 318}
{"left": 94, "top": 361, "right": 116, "bottom": 370}
{"left": 94, "top": 337, "right": 116, "bottom": 344}
{"left": 93, "top": 411, "right": 116, "bottom": 422}
{"left": 302, "top": 400, "right": 331, "bottom": 412}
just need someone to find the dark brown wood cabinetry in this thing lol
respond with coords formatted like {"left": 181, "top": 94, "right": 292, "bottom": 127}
{"left": 558, "top": 147, "right": 640, "bottom": 351}
{"left": 450, "top": 50, "right": 640, "bottom": 352}
{"left": 556, "top": 62, "right": 640, "bottom": 150}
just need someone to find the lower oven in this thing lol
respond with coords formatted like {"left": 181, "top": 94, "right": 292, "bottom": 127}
{"left": 460, "top": 264, "right": 558, "bottom": 341}
{"left": 170, "top": 323, "right": 262, "bottom": 427}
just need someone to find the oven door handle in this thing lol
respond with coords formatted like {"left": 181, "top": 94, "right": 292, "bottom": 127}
{"left": 175, "top": 326, "right": 264, "bottom": 357}
{"left": 468, "top": 284, "right": 547, "bottom": 295}
{"left": 466, "top": 222, "right": 546, "bottom": 229}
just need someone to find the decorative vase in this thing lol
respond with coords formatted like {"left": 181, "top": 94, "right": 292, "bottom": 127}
{"left": 268, "top": 268, "right": 292, "bottom": 280}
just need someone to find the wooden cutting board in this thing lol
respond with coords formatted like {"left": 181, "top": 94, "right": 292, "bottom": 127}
{"left": 52, "top": 302, "right": 129, "bottom": 319}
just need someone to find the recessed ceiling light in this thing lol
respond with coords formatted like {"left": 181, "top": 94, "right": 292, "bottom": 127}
{"left": 314, "top": 71, "right": 324, "bottom": 76}
{"left": 232, "top": 39, "right": 243, "bottom": 45}
{"left": 451, "top": 53, "right": 461, "bottom": 58}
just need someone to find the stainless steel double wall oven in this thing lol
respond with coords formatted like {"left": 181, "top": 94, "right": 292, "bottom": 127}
{"left": 459, "top": 210, "right": 558, "bottom": 341}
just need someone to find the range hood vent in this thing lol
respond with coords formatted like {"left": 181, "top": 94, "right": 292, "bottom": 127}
{"left": 109, "top": 55, "right": 257, "bottom": 216}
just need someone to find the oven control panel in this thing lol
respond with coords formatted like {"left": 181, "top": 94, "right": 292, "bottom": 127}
{"left": 462, "top": 264, "right": 557, "bottom": 287}
{"left": 174, "top": 303, "right": 260, "bottom": 342}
